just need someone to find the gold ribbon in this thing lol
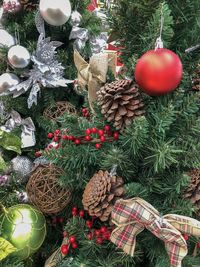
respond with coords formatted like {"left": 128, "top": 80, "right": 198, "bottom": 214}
{"left": 110, "top": 197, "right": 200, "bottom": 267}
{"left": 74, "top": 50, "right": 108, "bottom": 111}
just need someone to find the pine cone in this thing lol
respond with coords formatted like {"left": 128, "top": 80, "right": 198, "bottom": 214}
{"left": 192, "top": 64, "right": 200, "bottom": 91}
{"left": 184, "top": 169, "right": 200, "bottom": 216}
{"left": 82, "top": 170, "right": 125, "bottom": 221}
{"left": 97, "top": 79, "right": 145, "bottom": 131}
{"left": 20, "top": 0, "right": 38, "bottom": 11}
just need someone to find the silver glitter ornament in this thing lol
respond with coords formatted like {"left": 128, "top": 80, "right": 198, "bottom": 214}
{"left": 11, "top": 156, "right": 33, "bottom": 183}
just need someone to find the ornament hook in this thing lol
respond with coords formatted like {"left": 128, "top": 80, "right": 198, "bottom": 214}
{"left": 155, "top": 3, "right": 164, "bottom": 50}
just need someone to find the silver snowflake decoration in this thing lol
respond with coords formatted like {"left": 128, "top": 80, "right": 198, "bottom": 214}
{"left": 9, "top": 12, "right": 73, "bottom": 108}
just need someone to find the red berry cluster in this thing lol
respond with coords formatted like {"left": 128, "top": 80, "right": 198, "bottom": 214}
{"left": 87, "top": 225, "right": 111, "bottom": 245}
{"left": 61, "top": 234, "right": 78, "bottom": 255}
{"left": 71, "top": 206, "right": 85, "bottom": 218}
{"left": 81, "top": 107, "right": 90, "bottom": 118}
{"left": 51, "top": 216, "right": 64, "bottom": 224}
{"left": 183, "top": 234, "right": 200, "bottom": 249}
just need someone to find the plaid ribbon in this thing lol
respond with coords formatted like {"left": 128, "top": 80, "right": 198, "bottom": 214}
{"left": 110, "top": 197, "right": 200, "bottom": 267}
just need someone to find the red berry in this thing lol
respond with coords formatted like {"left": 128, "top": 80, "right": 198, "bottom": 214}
{"left": 68, "top": 136, "right": 74, "bottom": 141}
{"left": 197, "top": 242, "right": 200, "bottom": 249}
{"left": 82, "top": 108, "right": 87, "bottom": 114}
{"left": 98, "top": 129, "right": 104, "bottom": 136}
{"left": 183, "top": 234, "right": 189, "bottom": 241}
{"left": 86, "top": 220, "right": 93, "bottom": 229}
{"left": 63, "top": 231, "right": 68, "bottom": 237}
{"left": 96, "top": 237, "right": 103, "bottom": 245}
{"left": 95, "top": 143, "right": 101, "bottom": 149}
{"left": 87, "top": 232, "right": 93, "bottom": 240}
{"left": 104, "top": 125, "right": 110, "bottom": 131}
{"left": 55, "top": 129, "right": 60, "bottom": 135}
{"left": 103, "top": 232, "right": 111, "bottom": 241}
{"left": 53, "top": 136, "right": 59, "bottom": 142}
{"left": 35, "top": 151, "right": 42, "bottom": 157}
{"left": 72, "top": 242, "right": 78, "bottom": 249}
{"left": 85, "top": 129, "right": 91, "bottom": 135}
{"left": 79, "top": 210, "right": 85, "bottom": 218}
{"left": 52, "top": 217, "right": 57, "bottom": 224}
{"left": 85, "top": 112, "right": 90, "bottom": 117}
{"left": 69, "top": 236, "right": 76, "bottom": 244}
{"left": 85, "top": 135, "right": 91, "bottom": 141}
{"left": 100, "top": 135, "right": 106, "bottom": 142}
{"left": 47, "top": 132, "right": 54, "bottom": 139}
{"left": 75, "top": 139, "right": 81, "bottom": 145}
{"left": 95, "top": 229, "right": 101, "bottom": 236}
{"left": 113, "top": 132, "right": 119, "bottom": 140}
{"left": 72, "top": 207, "right": 78, "bottom": 212}
{"left": 72, "top": 210, "right": 77, "bottom": 216}
{"left": 62, "top": 135, "right": 69, "bottom": 140}
{"left": 59, "top": 217, "right": 64, "bottom": 223}
{"left": 61, "top": 244, "right": 69, "bottom": 255}
{"left": 91, "top": 127, "right": 97, "bottom": 134}
{"left": 100, "top": 226, "right": 107, "bottom": 233}
{"left": 56, "top": 144, "right": 60, "bottom": 149}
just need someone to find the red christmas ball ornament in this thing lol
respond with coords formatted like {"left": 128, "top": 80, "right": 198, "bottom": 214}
{"left": 134, "top": 48, "right": 183, "bottom": 96}
{"left": 61, "top": 244, "right": 69, "bottom": 255}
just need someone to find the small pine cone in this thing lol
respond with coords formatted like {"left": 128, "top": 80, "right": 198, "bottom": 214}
{"left": 183, "top": 169, "right": 200, "bottom": 216}
{"left": 192, "top": 65, "right": 200, "bottom": 91}
{"left": 97, "top": 79, "right": 145, "bottom": 131}
{"left": 82, "top": 170, "right": 125, "bottom": 221}
{"left": 20, "top": 0, "right": 38, "bottom": 11}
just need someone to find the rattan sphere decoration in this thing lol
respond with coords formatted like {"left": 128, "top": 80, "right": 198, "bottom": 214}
{"left": 26, "top": 165, "right": 71, "bottom": 214}
{"left": 43, "top": 101, "right": 77, "bottom": 121}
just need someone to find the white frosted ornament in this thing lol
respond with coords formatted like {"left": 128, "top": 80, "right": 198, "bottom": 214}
{"left": 0, "top": 29, "right": 15, "bottom": 48}
{"left": 8, "top": 45, "right": 31, "bottom": 69}
{"left": 0, "top": 73, "right": 19, "bottom": 94}
{"left": 39, "top": 0, "right": 71, "bottom": 26}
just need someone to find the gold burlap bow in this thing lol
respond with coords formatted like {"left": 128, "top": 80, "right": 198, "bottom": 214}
{"left": 110, "top": 197, "right": 200, "bottom": 267}
{"left": 74, "top": 50, "right": 108, "bottom": 111}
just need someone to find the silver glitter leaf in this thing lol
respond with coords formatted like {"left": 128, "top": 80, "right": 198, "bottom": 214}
{"left": 35, "top": 11, "right": 45, "bottom": 37}
{"left": 10, "top": 79, "right": 32, "bottom": 97}
{"left": 28, "top": 83, "right": 40, "bottom": 108}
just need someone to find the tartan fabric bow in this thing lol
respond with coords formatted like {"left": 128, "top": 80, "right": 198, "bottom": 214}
{"left": 110, "top": 197, "right": 200, "bottom": 267}
{"left": 74, "top": 50, "right": 108, "bottom": 111}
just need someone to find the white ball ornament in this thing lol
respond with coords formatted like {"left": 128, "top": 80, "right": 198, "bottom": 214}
{"left": 39, "top": 0, "right": 71, "bottom": 26}
{"left": 0, "top": 73, "right": 19, "bottom": 94}
{"left": 8, "top": 45, "right": 31, "bottom": 69}
{"left": 0, "top": 29, "right": 15, "bottom": 48}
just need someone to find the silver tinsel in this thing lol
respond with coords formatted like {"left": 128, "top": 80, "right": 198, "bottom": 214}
{"left": 33, "top": 156, "right": 49, "bottom": 167}
{"left": 11, "top": 156, "right": 33, "bottom": 183}
{"left": 9, "top": 12, "right": 73, "bottom": 108}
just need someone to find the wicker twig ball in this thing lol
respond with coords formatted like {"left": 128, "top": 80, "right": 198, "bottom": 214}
{"left": 26, "top": 165, "right": 71, "bottom": 214}
{"left": 43, "top": 101, "right": 77, "bottom": 121}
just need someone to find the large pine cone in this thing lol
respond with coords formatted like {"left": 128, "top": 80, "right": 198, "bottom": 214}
{"left": 192, "top": 65, "right": 200, "bottom": 91}
{"left": 97, "top": 79, "right": 145, "bottom": 130}
{"left": 184, "top": 169, "right": 200, "bottom": 216}
{"left": 82, "top": 170, "right": 125, "bottom": 221}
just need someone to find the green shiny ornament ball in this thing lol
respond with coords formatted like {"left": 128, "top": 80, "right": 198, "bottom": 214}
{"left": 0, "top": 204, "right": 46, "bottom": 259}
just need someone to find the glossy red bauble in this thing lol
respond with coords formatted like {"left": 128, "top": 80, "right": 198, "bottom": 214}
{"left": 134, "top": 48, "right": 183, "bottom": 96}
